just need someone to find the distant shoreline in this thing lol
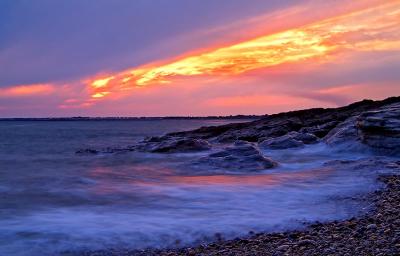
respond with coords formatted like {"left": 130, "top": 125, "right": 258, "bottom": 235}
{"left": 0, "top": 115, "right": 264, "bottom": 121}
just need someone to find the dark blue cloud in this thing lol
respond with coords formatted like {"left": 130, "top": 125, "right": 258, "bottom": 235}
{"left": 0, "top": 0, "right": 296, "bottom": 87}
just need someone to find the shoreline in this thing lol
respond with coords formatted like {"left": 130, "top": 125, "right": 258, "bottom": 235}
{"left": 79, "top": 174, "right": 400, "bottom": 256}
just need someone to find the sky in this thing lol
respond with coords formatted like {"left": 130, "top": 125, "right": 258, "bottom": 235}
{"left": 0, "top": 0, "right": 399, "bottom": 117}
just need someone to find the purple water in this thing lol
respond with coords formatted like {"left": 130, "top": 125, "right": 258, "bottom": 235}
{"left": 0, "top": 120, "right": 385, "bottom": 255}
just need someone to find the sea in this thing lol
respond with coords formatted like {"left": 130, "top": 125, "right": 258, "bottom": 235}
{"left": 0, "top": 119, "right": 385, "bottom": 255}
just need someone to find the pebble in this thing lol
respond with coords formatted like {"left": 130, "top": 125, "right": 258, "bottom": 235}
{"left": 276, "top": 245, "right": 289, "bottom": 251}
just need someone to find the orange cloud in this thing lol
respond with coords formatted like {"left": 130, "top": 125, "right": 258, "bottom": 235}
{"left": 87, "top": 1, "right": 400, "bottom": 100}
{"left": 58, "top": 102, "right": 94, "bottom": 109}
{"left": 205, "top": 94, "right": 328, "bottom": 109}
{"left": 0, "top": 84, "right": 55, "bottom": 97}
{"left": 317, "top": 82, "right": 400, "bottom": 101}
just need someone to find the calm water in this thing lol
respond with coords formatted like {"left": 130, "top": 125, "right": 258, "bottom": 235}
{"left": 0, "top": 120, "right": 384, "bottom": 255}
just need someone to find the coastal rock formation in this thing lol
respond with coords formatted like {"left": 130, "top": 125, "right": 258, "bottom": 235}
{"left": 77, "top": 97, "right": 400, "bottom": 157}
{"left": 76, "top": 97, "right": 400, "bottom": 158}
{"left": 357, "top": 103, "right": 400, "bottom": 154}
{"left": 324, "top": 102, "right": 400, "bottom": 155}
{"left": 197, "top": 141, "right": 276, "bottom": 172}
{"left": 162, "top": 97, "right": 400, "bottom": 146}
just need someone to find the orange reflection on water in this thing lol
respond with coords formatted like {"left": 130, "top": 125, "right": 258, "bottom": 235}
{"left": 164, "top": 170, "right": 329, "bottom": 187}
{"left": 85, "top": 163, "right": 332, "bottom": 196}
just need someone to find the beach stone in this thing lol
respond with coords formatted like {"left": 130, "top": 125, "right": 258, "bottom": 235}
{"left": 276, "top": 245, "right": 290, "bottom": 251}
{"left": 297, "top": 239, "right": 316, "bottom": 247}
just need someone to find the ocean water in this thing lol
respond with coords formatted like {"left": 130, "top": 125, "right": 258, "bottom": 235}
{"left": 0, "top": 120, "right": 385, "bottom": 255}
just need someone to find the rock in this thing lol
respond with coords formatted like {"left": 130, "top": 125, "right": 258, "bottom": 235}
{"left": 89, "top": 97, "right": 400, "bottom": 157}
{"left": 144, "top": 136, "right": 164, "bottom": 142}
{"left": 299, "top": 121, "right": 339, "bottom": 138}
{"left": 140, "top": 137, "right": 211, "bottom": 153}
{"left": 357, "top": 103, "right": 400, "bottom": 155}
{"left": 168, "top": 98, "right": 398, "bottom": 144}
{"left": 324, "top": 103, "right": 400, "bottom": 155}
{"left": 297, "top": 239, "right": 316, "bottom": 247}
{"left": 276, "top": 245, "right": 290, "bottom": 251}
{"left": 292, "top": 132, "right": 319, "bottom": 144}
{"left": 386, "top": 162, "right": 400, "bottom": 169}
{"left": 324, "top": 116, "right": 360, "bottom": 146}
{"left": 198, "top": 141, "right": 276, "bottom": 172}
{"left": 76, "top": 148, "right": 99, "bottom": 154}
{"left": 260, "top": 133, "right": 304, "bottom": 150}
{"left": 367, "top": 224, "right": 377, "bottom": 230}
{"left": 259, "top": 131, "right": 318, "bottom": 150}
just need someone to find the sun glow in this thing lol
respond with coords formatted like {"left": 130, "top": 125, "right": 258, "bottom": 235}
{"left": 88, "top": 1, "right": 400, "bottom": 99}
{"left": 91, "top": 76, "right": 115, "bottom": 89}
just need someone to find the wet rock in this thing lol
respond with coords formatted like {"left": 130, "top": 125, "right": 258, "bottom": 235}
{"left": 299, "top": 121, "right": 339, "bottom": 138}
{"left": 276, "top": 244, "right": 290, "bottom": 251}
{"left": 143, "top": 137, "right": 211, "bottom": 153}
{"left": 260, "top": 133, "right": 304, "bottom": 150}
{"left": 144, "top": 136, "right": 164, "bottom": 143}
{"left": 324, "top": 116, "right": 360, "bottom": 146}
{"left": 357, "top": 103, "right": 400, "bottom": 155}
{"left": 297, "top": 239, "right": 316, "bottom": 247}
{"left": 259, "top": 131, "right": 319, "bottom": 150}
{"left": 324, "top": 102, "right": 400, "bottom": 155}
{"left": 75, "top": 149, "right": 99, "bottom": 154}
{"left": 198, "top": 141, "right": 276, "bottom": 171}
{"left": 292, "top": 132, "right": 319, "bottom": 144}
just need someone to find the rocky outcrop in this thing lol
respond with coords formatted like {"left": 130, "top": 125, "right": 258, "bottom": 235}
{"left": 197, "top": 141, "right": 276, "bottom": 172}
{"left": 324, "top": 102, "right": 400, "bottom": 155}
{"left": 357, "top": 103, "right": 400, "bottom": 154}
{"left": 164, "top": 97, "right": 400, "bottom": 145}
{"left": 132, "top": 97, "right": 400, "bottom": 155}
{"left": 76, "top": 97, "right": 400, "bottom": 156}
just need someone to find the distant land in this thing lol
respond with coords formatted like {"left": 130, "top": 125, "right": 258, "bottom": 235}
{"left": 0, "top": 115, "right": 266, "bottom": 121}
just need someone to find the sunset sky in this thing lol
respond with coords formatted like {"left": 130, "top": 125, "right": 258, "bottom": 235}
{"left": 1, "top": 0, "right": 399, "bottom": 117}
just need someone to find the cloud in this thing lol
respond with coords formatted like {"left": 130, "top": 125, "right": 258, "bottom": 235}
{"left": 1, "top": 0, "right": 399, "bottom": 117}
{"left": 0, "top": 84, "right": 55, "bottom": 97}
{"left": 85, "top": 1, "right": 400, "bottom": 101}
{"left": 0, "top": 0, "right": 297, "bottom": 87}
